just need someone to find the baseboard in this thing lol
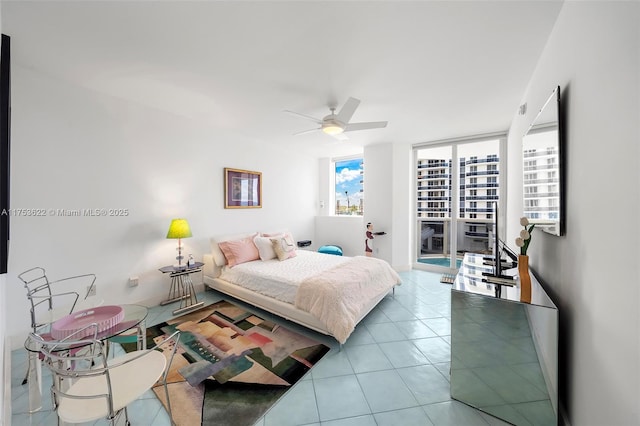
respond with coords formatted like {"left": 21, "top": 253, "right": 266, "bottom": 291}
{"left": 3, "top": 336, "right": 11, "bottom": 425}
{"left": 393, "top": 263, "right": 412, "bottom": 272}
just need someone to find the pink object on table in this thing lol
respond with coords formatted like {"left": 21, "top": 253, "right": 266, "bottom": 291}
{"left": 51, "top": 305, "right": 125, "bottom": 340}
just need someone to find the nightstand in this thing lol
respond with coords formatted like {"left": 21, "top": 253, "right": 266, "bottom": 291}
{"left": 158, "top": 262, "right": 205, "bottom": 315}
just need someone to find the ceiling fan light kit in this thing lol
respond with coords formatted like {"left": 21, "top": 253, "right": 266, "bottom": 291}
{"left": 285, "top": 97, "right": 387, "bottom": 140}
{"left": 322, "top": 120, "right": 344, "bottom": 135}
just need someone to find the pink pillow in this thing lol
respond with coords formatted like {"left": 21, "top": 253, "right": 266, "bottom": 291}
{"left": 218, "top": 235, "right": 259, "bottom": 267}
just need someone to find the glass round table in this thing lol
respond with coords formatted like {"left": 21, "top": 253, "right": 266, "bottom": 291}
{"left": 23, "top": 304, "right": 149, "bottom": 413}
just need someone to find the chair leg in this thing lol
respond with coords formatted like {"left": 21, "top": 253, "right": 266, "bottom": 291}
{"left": 124, "top": 406, "right": 131, "bottom": 426}
{"left": 21, "top": 365, "right": 28, "bottom": 385}
{"left": 164, "top": 381, "right": 175, "bottom": 425}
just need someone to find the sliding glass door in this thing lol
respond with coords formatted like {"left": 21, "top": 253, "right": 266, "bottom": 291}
{"left": 414, "top": 136, "right": 505, "bottom": 272}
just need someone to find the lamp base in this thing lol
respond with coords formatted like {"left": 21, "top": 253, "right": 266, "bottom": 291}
{"left": 174, "top": 254, "right": 186, "bottom": 270}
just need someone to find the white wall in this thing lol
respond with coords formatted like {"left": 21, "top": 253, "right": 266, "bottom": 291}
{"left": 506, "top": 2, "right": 639, "bottom": 424}
{"left": 390, "top": 142, "right": 413, "bottom": 271}
{"left": 6, "top": 66, "right": 319, "bottom": 348}
{"left": 363, "top": 144, "right": 393, "bottom": 262}
{"left": 314, "top": 215, "right": 364, "bottom": 257}
{"left": 315, "top": 143, "right": 412, "bottom": 269}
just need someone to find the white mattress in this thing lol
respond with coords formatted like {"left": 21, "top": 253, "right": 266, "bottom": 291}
{"left": 218, "top": 250, "right": 349, "bottom": 304}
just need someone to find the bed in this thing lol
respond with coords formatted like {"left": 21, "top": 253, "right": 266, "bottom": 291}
{"left": 202, "top": 232, "right": 402, "bottom": 343}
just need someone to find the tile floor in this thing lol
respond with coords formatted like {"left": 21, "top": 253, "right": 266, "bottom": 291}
{"left": 10, "top": 269, "right": 509, "bottom": 425}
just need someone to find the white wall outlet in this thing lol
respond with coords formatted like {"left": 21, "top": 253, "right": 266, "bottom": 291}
{"left": 129, "top": 276, "right": 139, "bottom": 287}
{"left": 86, "top": 285, "right": 97, "bottom": 297}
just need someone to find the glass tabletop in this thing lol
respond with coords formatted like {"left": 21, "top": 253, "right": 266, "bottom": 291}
{"left": 24, "top": 304, "right": 148, "bottom": 352}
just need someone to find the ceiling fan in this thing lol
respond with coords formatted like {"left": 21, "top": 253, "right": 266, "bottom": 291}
{"left": 284, "top": 97, "right": 388, "bottom": 140}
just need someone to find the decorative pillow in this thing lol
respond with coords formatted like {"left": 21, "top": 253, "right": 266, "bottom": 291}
{"left": 262, "top": 230, "right": 294, "bottom": 242}
{"left": 253, "top": 235, "right": 278, "bottom": 261}
{"left": 218, "top": 235, "right": 260, "bottom": 267}
{"left": 211, "top": 232, "right": 257, "bottom": 266}
{"left": 270, "top": 236, "right": 297, "bottom": 261}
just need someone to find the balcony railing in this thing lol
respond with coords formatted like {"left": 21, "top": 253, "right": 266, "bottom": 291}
{"left": 418, "top": 185, "right": 449, "bottom": 190}
{"left": 464, "top": 170, "right": 499, "bottom": 176}
{"left": 465, "top": 183, "right": 499, "bottom": 189}
{"left": 464, "top": 231, "right": 489, "bottom": 238}
{"left": 524, "top": 207, "right": 560, "bottom": 212}
{"left": 524, "top": 150, "right": 557, "bottom": 158}
{"left": 462, "top": 157, "right": 499, "bottom": 165}
{"left": 462, "top": 195, "right": 499, "bottom": 201}
{"left": 523, "top": 178, "right": 559, "bottom": 184}
{"left": 524, "top": 164, "right": 559, "bottom": 172}
{"left": 418, "top": 163, "right": 449, "bottom": 169}
{"left": 464, "top": 208, "right": 494, "bottom": 213}
{"left": 418, "top": 197, "right": 449, "bottom": 201}
{"left": 524, "top": 192, "right": 560, "bottom": 199}
{"left": 418, "top": 208, "right": 449, "bottom": 212}
{"left": 418, "top": 174, "right": 449, "bottom": 180}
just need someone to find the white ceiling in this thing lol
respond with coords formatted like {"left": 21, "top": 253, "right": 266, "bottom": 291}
{"left": 2, "top": 1, "right": 563, "bottom": 158}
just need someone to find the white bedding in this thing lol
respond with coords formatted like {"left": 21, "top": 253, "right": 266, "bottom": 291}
{"left": 217, "top": 250, "right": 401, "bottom": 343}
{"left": 296, "top": 256, "right": 402, "bottom": 343}
{"left": 218, "top": 250, "right": 349, "bottom": 304}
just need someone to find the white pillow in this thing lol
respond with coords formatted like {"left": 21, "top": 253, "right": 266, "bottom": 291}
{"left": 210, "top": 232, "right": 258, "bottom": 267}
{"left": 262, "top": 230, "right": 295, "bottom": 242}
{"left": 253, "top": 235, "right": 280, "bottom": 261}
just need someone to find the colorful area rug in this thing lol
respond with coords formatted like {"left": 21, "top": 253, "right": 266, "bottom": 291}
{"left": 123, "top": 301, "right": 330, "bottom": 426}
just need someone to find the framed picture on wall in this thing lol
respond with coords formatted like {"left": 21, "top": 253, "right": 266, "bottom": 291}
{"left": 224, "top": 168, "right": 262, "bottom": 209}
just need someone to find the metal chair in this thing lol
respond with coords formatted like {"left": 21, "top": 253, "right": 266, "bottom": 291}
{"left": 29, "top": 328, "right": 181, "bottom": 426}
{"left": 18, "top": 267, "right": 98, "bottom": 332}
{"left": 18, "top": 267, "right": 100, "bottom": 384}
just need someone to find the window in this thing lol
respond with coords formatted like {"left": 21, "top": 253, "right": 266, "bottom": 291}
{"left": 415, "top": 137, "right": 504, "bottom": 269}
{"left": 335, "top": 157, "right": 363, "bottom": 215}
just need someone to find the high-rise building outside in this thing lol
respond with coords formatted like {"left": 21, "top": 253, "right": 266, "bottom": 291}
{"left": 417, "top": 148, "right": 500, "bottom": 257}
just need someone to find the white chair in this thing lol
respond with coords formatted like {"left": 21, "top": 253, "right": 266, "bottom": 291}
{"left": 29, "top": 328, "right": 181, "bottom": 426}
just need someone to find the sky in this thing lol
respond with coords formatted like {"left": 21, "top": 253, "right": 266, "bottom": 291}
{"left": 335, "top": 158, "right": 363, "bottom": 206}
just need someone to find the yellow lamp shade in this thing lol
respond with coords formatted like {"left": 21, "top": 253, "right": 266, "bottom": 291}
{"left": 166, "top": 219, "right": 192, "bottom": 239}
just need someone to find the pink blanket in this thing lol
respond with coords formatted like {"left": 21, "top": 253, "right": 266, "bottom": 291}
{"left": 294, "top": 256, "right": 401, "bottom": 343}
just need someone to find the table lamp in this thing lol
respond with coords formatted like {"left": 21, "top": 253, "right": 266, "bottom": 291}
{"left": 166, "top": 218, "right": 192, "bottom": 269}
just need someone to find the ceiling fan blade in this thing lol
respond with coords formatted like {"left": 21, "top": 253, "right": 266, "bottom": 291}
{"left": 336, "top": 97, "right": 360, "bottom": 124}
{"left": 344, "top": 121, "right": 388, "bottom": 132}
{"left": 293, "top": 127, "right": 321, "bottom": 136}
{"left": 283, "top": 110, "right": 323, "bottom": 124}
{"left": 332, "top": 133, "right": 349, "bottom": 141}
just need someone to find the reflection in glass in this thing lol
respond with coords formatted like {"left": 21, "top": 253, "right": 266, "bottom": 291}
{"left": 451, "top": 253, "right": 558, "bottom": 425}
{"left": 522, "top": 86, "right": 563, "bottom": 236}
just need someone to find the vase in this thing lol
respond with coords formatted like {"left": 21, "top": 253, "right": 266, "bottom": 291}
{"left": 518, "top": 254, "right": 532, "bottom": 303}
